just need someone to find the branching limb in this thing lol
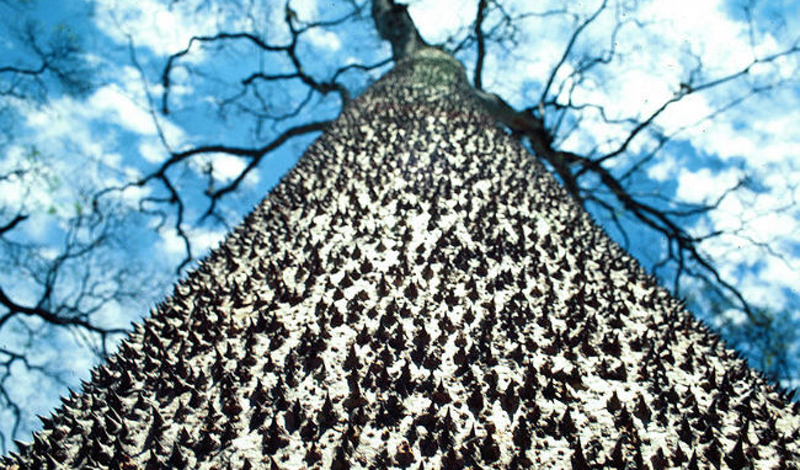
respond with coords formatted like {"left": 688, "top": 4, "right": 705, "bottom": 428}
{"left": 104, "top": 3, "right": 367, "bottom": 271}
{"left": 0, "top": 20, "right": 91, "bottom": 101}
{"left": 142, "top": 119, "right": 330, "bottom": 193}
{"left": 161, "top": 32, "right": 289, "bottom": 115}
{"left": 0, "top": 205, "right": 148, "bottom": 445}
{"left": 177, "top": 120, "right": 331, "bottom": 219}
{"left": 472, "top": 68, "right": 768, "bottom": 322}
{"left": 538, "top": 0, "right": 608, "bottom": 110}
{"left": 0, "top": 288, "right": 126, "bottom": 336}
{"left": 588, "top": 43, "right": 800, "bottom": 169}
{"left": 473, "top": 0, "right": 488, "bottom": 90}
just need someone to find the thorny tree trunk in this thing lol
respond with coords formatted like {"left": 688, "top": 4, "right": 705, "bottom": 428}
{"left": 4, "top": 47, "right": 800, "bottom": 470}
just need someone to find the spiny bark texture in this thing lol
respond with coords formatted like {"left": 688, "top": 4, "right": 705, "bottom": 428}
{"left": 5, "top": 48, "right": 800, "bottom": 470}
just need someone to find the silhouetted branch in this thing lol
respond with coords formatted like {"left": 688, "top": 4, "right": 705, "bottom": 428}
{"left": 0, "top": 203, "right": 150, "bottom": 447}
{"left": 184, "top": 120, "right": 331, "bottom": 218}
{"left": 0, "top": 20, "right": 91, "bottom": 101}
{"left": 473, "top": 0, "right": 488, "bottom": 90}
{"left": 0, "top": 214, "right": 26, "bottom": 236}
{"left": 161, "top": 32, "right": 289, "bottom": 114}
{"left": 0, "top": 288, "right": 125, "bottom": 335}
{"left": 459, "top": 1, "right": 800, "bottom": 330}
{"left": 538, "top": 0, "right": 608, "bottom": 109}
{"left": 591, "top": 43, "right": 800, "bottom": 168}
{"left": 147, "top": 119, "right": 330, "bottom": 185}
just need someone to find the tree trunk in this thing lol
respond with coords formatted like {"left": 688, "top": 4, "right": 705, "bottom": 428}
{"left": 5, "top": 47, "right": 799, "bottom": 470}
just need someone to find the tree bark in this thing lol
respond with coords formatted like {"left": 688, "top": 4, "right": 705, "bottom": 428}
{"left": 4, "top": 47, "right": 800, "bottom": 470}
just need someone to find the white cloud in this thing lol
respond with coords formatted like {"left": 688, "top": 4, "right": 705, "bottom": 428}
{"left": 2, "top": 74, "right": 190, "bottom": 247}
{"left": 158, "top": 226, "right": 226, "bottom": 262}
{"left": 118, "top": 184, "right": 153, "bottom": 207}
{"left": 721, "top": 308, "right": 748, "bottom": 327}
{"left": 158, "top": 229, "right": 189, "bottom": 259}
{"left": 20, "top": 72, "right": 186, "bottom": 173}
{"left": 139, "top": 139, "right": 166, "bottom": 164}
{"left": 306, "top": 29, "right": 341, "bottom": 51}
{"left": 0, "top": 146, "right": 30, "bottom": 209}
{"left": 686, "top": 163, "right": 800, "bottom": 311}
{"left": 0, "top": 146, "right": 62, "bottom": 237}
{"left": 24, "top": 81, "right": 163, "bottom": 143}
{"left": 94, "top": 0, "right": 219, "bottom": 56}
{"left": 202, "top": 153, "right": 249, "bottom": 183}
{"left": 407, "top": 0, "right": 476, "bottom": 43}
{"left": 290, "top": 0, "right": 320, "bottom": 22}
{"left": 640, "top": 0, "right": 752, "bottom": 75}
{"left": 676, "top": 167, "right": 741, "bottom": 204}
{"left": 647, "top": 153, "right": 678, "bottom": 182}
{"left": 88, "top": 86, "right": 157, "bottom": 135}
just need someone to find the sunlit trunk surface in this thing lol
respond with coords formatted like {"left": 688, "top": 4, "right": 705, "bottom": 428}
{"left": 5, "top": 48, "right": 800, "bottom": 470}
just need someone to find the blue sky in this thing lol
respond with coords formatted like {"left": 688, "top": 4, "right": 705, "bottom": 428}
{"left": 1, "top": 0, "right": 799, "bottom": 447}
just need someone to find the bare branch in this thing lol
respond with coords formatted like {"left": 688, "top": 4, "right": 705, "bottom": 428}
{"left": 0, "top": 64, "right": 47, "bottom": 76}
{"left": 148, "top": 120, "right": 331, "bottom": 184}
{"left": 0, "top": 214, "right": 27, "bottom": 236}
{"left": 473, "top": 0, "right": 488, "bottom": 90}
{"left": 0, "top": 288, "right": 126, "bottom": 335}
{"left": 187, "top": 120, "right": 331, "bottom": 218}
{"left": 590, "top": 43, "right": 800, "bottom": 168}
{"left": 161, "top": 32, "right": 289, "bottom": 115}
{"left": 539, "top": 0, "right": 608, "bottom": 108}
{"left": 0, "top": 20, "right": 92, "bottom": 101}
